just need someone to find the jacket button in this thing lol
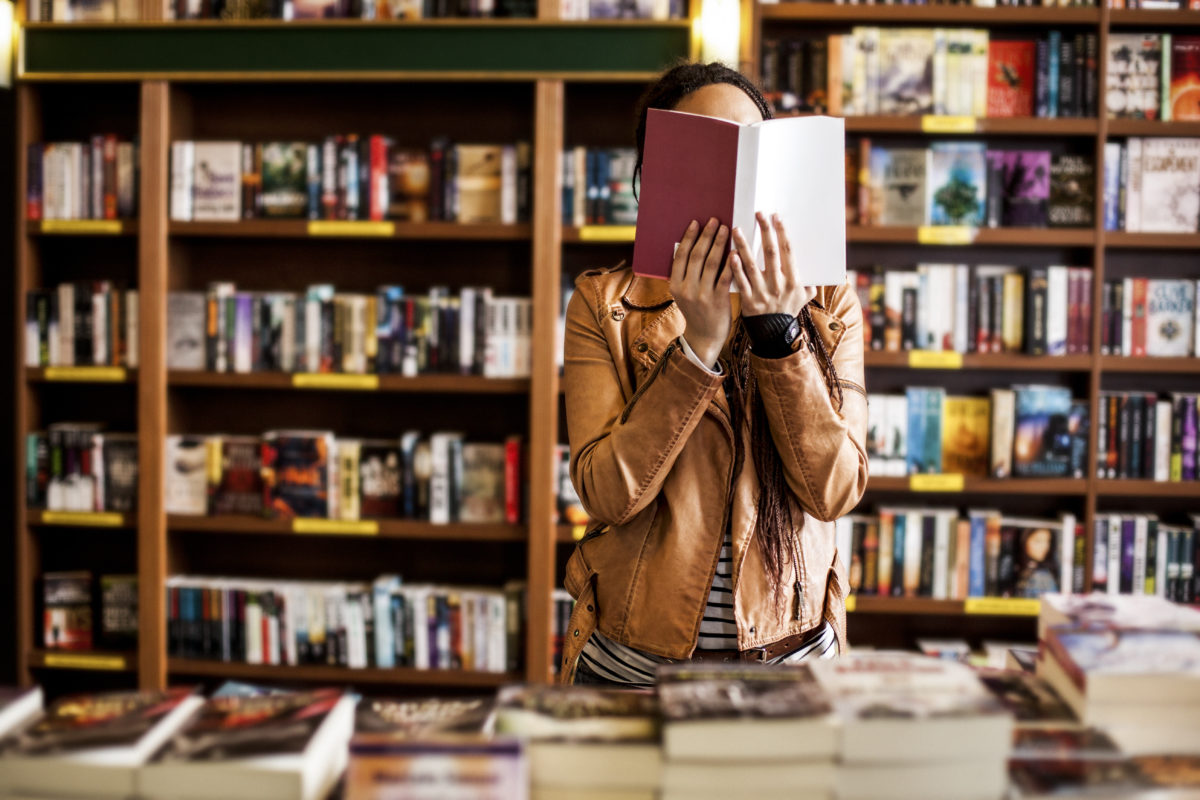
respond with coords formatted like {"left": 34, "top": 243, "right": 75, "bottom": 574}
{"left": 611, "top": 308, "right": 625, "bottom": 321}
{"left": 749, "top": 626, "right": 756, "bottom": 634}
{"left": 636, "top": 342, "right": 648, "bottom": 352}
{"left": 586, "top": 604, "right": 594, "bottom": 612}
{"left": 828, "top": 321, "right": 840, "bottom": 331}
{"left": 573, "top": 630, "right": 580, "bottom": 637}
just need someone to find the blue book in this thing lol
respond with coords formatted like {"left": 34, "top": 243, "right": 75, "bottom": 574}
{"left": 892, "top": 513, "right": 907, "bottom": 597}
{"left": 968, "top": 511, "right": 987, "bottom": 597}
{"left": 906, "top": 387, "right": 927, "bottom": 475}
{"left": 928, "top": 142, "right": 987, "bottom": 226}
{"left": 1102, "top": 142, "right": 1122, "bottom": 232}
{"left": 1048, "top": 31, "right": 1062, "bottom": 119}
{"left": 1012, "top": 385, "right": 1073, "bottom": 478}
{"left": 923, "top": 387, "right": 945, "bottom": 474}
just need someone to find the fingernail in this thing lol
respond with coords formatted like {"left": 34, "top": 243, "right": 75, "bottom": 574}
{"left": 718, "top": 225, "right": 728, "bottom": 236}
{"left": 708, "top": 217, "right": 718, "bottom": 227}
{"left": 772, "top": 212, "right": 780, "bottom": 223}
{"left": 689, "top": 220, "right": 698, "bottom": 231}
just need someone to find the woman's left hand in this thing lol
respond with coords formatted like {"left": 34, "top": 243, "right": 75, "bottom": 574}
{"left": 730, "top": 211, "right": 818, "bottom": 317}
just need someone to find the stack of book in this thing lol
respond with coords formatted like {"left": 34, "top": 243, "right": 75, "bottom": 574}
{"left": 1106, "top": 34, "right": 1200, "bottom": 121}
{"left": 811, "top": 652, "right": 1013, "bottom": 800}
{"left": 1090, "top": 514, "right": 1198, "bottom": 601}
{"left": 1094, "top": 393, "right": 1199, "bottom": 482}
{"left": 560, "top": 146, "right": 637, "bottom": 226}
{"left": 25, "top": 424, "right": 138, "bottom": 513}
{"left": 24, "top": 283, "right": 139, "bottom": 369}
{"left": 1036, "top": 593, "right": 1200, "bottom": 756}
{"left": 1103, "top": 138, "right": 1200, "bottom": 232}
{"left": 42, "top": 571, "right": 138, "bottom": 652}
{"left": 170, "top": 138, "right": 530, "bottom": 224}
{"left": 657, "top": 663, "right": 837, "bottom": 800}
{"left": 495, "top": 685, "right": 661, "bottom": 800}
{"left": 1099, "top": 278, "right": 1199, "bottom": 358}
{"left": 25, "top": 138, "right": 139, "bottom": 220}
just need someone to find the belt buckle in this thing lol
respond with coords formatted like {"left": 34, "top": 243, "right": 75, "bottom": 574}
{"left": 740, "top": 647, "right": 768, "bottom": 664}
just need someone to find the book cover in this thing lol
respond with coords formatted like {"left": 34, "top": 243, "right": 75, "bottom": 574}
{"left": 1007, "top": 518, "right": 1061, "bottom": 597}
{"left": 387, "top": 148, "right": 431, "bottom": 222}
{"left": 657, "top": 663, "right": 832, "bottom": 722}
{"left": 102, "top": 434, "right": 138, "bottom": 513}
{"left": 166, "top": 292, "right": 205, "bottom": 371}
{"left": 1146, "top": 279, "right": 1197, "bottom": 357}
{"left": 631, "top": 108, "right": 845, "bottom": 286}
{"left": 43, "top": 571, "right": 92, "bottom": 650}
{"left": 99, "top": 574, "right": 137, "bottom": 648}
{"left": 1048, "top": 154, "right": 1095, "bottom": 228}
{"left": 261, "top": 431, "right": 333, "bottom": 519}
{"left": 987, "top": 39, "right": 1037, "bottom": 118}
{"left": 165, "top": 435, "right": 208, "bottom": 515}
{"left": 998, "top": 150, "right": 1051, "bottom": 227}
{"left": 1170, "top": 36, "right": 1200, "bottom": 121}
{"left": 454, "top": 145, "right": 503, "bottom": 224}
{"left": 869, "top": 148, "right": 927, "bottom": 226}
{"left": 359, "top": 440, "right": 401, "bottom": 520}
{"left": 356, "top": 697, "right": 496, "bottom": 737}
{"left": 1140, "top": 137, "right": 1200, "bottom": 232}
{"left": 208, "top": 435, "right": 263, "bottom": 517}
{"left": 345, "top": 736, "right": 525, "bottom": 800}
{"left": 877, "top": 28, "right": 934, "bottom": 115}
{"left": 494, "top": 685, "right": 658, "bottom": 741}
{"left": 975, "top": 669, "right": 1077, "bottom": 728}
{"left": 459, "top": 443, "right": 506, "bottom": 524}
{"left": 259, "top": 142, "right": 308, "bottom": 218}
{"left": 941, "top": 395, "right": 990, "bottom": 477}
{"left": 191, "top": 142, "right": 241, "bottom": 222}
{"left": 1012, "top": 385, "right": 1073, "bottom": 478}
{"left": 7, "top": 688, "right": 197, "bottom": 755}
{"left": 1106, "top": 34, "right": 1163, "bottom": 119}
{"left": 928, "top": 142, "right": 987, "bottom": 226}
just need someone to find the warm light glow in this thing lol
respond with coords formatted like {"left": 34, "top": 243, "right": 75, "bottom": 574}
{"left": 698, "top": 0, "right": 739, "bottom": 67}
{"left": 0, "top": 1, "right": 13, "bottom": 89}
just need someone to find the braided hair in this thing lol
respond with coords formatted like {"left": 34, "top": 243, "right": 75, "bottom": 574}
{"left": 633, "top": 61, "right": 845, "bottom": 597}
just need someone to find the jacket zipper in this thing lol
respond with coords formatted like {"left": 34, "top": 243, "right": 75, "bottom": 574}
{"left": 837, "top": 378, "right": 866, "bottom": 398}
{"left": 790, "top": 537, "right": 804, "bottom": 622}
{"left": 619, "top": 342, "right": 677, "bottom": 424}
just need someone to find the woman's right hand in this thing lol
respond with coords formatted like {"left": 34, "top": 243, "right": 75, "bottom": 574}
{"left": 669, "top": 217, "right": 734, "bottom": 368}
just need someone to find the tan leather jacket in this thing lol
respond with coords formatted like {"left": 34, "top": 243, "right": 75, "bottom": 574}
{"left": 559, "top": 265, "right": 868, "bottom": 683}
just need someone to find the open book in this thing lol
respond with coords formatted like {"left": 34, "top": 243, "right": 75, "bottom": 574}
{"left": 631, "top": 109, "right": 846, "bottom": 286}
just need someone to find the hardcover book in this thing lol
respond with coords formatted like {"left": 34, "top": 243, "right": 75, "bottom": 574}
{"left": 166, "top": 291, "right": 205, "bottom": 371}
{"left": 993, "top": 150, "right": 1051, "bottom": 227}
{"left": 459, "top": 442, "right": 506, "bottom": 524}
{"left": 207, "top": 435, "right": 263, "bottom": 517}
{"left": 356, "top": 697, "right": 496, "bottom": 737}
{"left": 260, "top": 143, "right": 308, "bottom": 218}
{"left": 1048, "top": 154, "right": 1095, "bottom": 228}
{"left": 868, "top": 148, "right": 928, "bottom": 227}
{"left": 941, "top": 395, "right": 990, "bottom": 477}
{"left": 191, "top": 142, "right": 242, "bottom": 222}
{"left": 43, "top": 570, "right": 92, "bottom": 650}
{"left": 1146, "top": 279, "right": 1197, "bottom": 357}
{"left": 986, "top": 39, "right": 1036, "bottom": 118}
{"left": 1012, "top": 385, "right": 1073, "bottom": 478}
{"left": 927, "top": 142, "right": 987, "bottom": 226}
{"left": 261, "top": 431, "right": 335, "bottom": 519}
{"left": 1170, "top": 36, "right": 1200, "bottom": 121}
{"left": 1106, "top": 34, "right": 1163, "bottom": 120}
{"left": 877, "top": 28, "right": 934, "bottom": 115}
{"left": 102, "top": 434, "right": 138, "bottom": 513}
{"left": 454, "top": 145, "right": 503, "bottom": 224}
{"left": 631, "top": 108, "right": 845, "bottom": 286}
{"left": 1005, "top": 517, "right": 1061, "bottom": 597}
{"left": 1139, "top": 137, "right": 1200, "bottom": 233}
{"left": 358, "top": 440, "right": 402, "bottom": 520}
{"left": 387, "top": 148, "right": 431, "bottom": 222}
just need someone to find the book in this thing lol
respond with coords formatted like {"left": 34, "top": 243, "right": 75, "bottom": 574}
{"left": 192, "top": 142, "right": 242, "bottom": 221}
{"left": 43, "top": 570, "right": 92, "bottom": 650}
{"left": 1170, "top": 35, "right": 1200, "bottom": 122}
{"left": 1106, "top": 34, "right": 1163, "bottom": 119}
{"left": 459, "top": 442, "right": 506, "bottom": 524}
{"left": 994, "top": 150, "right": 1051, "bottom": 227}
{"left": 261, "top": 431, "right": 335, "bottom": 519}
{"left": 1012, "top": 385, "right": 1073, "bottom": 478}
{"left": 345, "top": 735, "right": 526, "bottom": 800}
{"left": 927, "top": 142, "right": 986, "bottom": 226}
{"left": 356, "top": 696, "right": 496, "bottom": 737}
{"left": 207, "top": 435, "right": 264, "bottom": 517}
{"left": 868, "top": 148, "right": 928, "bottom": 227}
{"left": 387, "top": 148, "right": 431, "bottom": 222}
{"left": 1037, "top": 593, "right": 1200, "bottom": 641}
{"left": 1047, "top": 154, "right": 1095, "bottom": 228}
{"left": 259, "top": 142, "right": 308, "bottom": 218}
{"left": 455, "top": 145, "right": 503, "bottom": 224}
{"left": 657, "top": 662, "right": 836, "bottom": 762}
{"left": 358, "top": 440, "right": 401, "bottom": 519}
{"left": 1146, "top": 279, "right": 1197, "bottom": 357}
{"left": 940, "top": 395, "right": 989, "bottom": 477}
{"left": 877, "top": 29, "right": 935, "bottom": 115}
{"left": 140, "top": 689, "right": 357, "bottom": 800}
{"left": 1006, "top": 517, "right": 1062, "bottom": 597}
{"left": 494, "top": 685, "right": 658, "bottom": 743}
{"left": 975, "top": 669, "right": 1078, "bottom": 729}
{"left": 1010, "top": 726, "right": 1120, "bottom": 760}
{"left": 167, "top": 291, "right": 206, "bottom": 370}
{"left": 1139, "top": 137, "right": 1200, "bottom": 232}
{"left": 2, "top": 688, "right": 203, "bottom": 800}
{"left": 166, "top": 435, "right": 210, "bottom": 515}
{"left": 631, "top": 109, "right": 845, "bottom": 286}
{"left": 987, "top": 39, "right": 1036, "bottom": 118}
{"left": 99, "top": 574, "right": 137, "bottom": 648}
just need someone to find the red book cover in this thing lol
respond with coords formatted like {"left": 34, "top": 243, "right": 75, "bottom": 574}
{"left": 1171, "top": 36, "right": 1200, "bottom": 121}
{"left": 103, "top": 135, "right": 118, "bottom": 220}
{"left": 504, "top": 435, "right": 521, "bottom": 525}
{"left": 369, "top": 134, "right": 389, "bottom": 222}
{"left": 987, "top": 40, "right": 1037, "bottom": 118}
{"left": 1131, "top": 277, "right": 1148, "bottom": 357}
{"left": 857, "top": 137, "right": 872, "bottom": 226}
{"left": 1067, "top": 268, "right": 1082, "bottom": 355}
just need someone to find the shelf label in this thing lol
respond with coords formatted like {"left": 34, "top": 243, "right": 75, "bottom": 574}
{"left": 844, "top": 594, "right": 857, "bottom": 613}
{"left": 917, "top": 226, "right": 976, "bottom": 245}
{"left": 41, "top": 511, "right": 127, "bottom": 527}
{"left": 292, "top": 373, "right": 379, "bottom": 391}
{"left": 292, "top": 519, "right": 379, "bottom": 536}
{"left": 43, "top": 366, "right": 128, "bottom": 382}
{"left": 307, "top": 221, "right": 395, "bottom": 237}
{"left": 40, "top": 219, "right": 124, "bottom": 234}
{"left": 578, "top": 225, "right": 636, "bottom": 243}
{"left": 909, "top": 474, "right": 965, "bottom": 493}
{"left": 908, "top": 350, "right": 964, "bottom": 370}
{"left": 920, "top": 115, "right": 977, "bottom": 134}
{"left": 42, "top": 653, "right": 127, "bottom": 670}
{"left": 964, "top": 597, "right": 1041, "bottom": 617}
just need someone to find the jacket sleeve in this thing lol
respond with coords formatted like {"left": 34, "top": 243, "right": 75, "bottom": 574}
{"left": 563, "top": 282, "right": 725, "bottom": 527}
{"left": 751, "top": 282, "right": 869, "bottom": 522}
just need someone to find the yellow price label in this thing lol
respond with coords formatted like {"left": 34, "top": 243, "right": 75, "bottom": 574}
{"left": 920, "top": 115, "right": 977, "bottom": 134}
{"left": 42, "top": 653, "right": 127, "bottom": 671}
{"left": 43, "top": 366, "right": 128, "bottom": 382}
{"left": 41, "top": 219, "right": 124, "bottom": 234}
{"left": 307, "top": 221, "right": 395, "bottom": 237}
{"left": 844, "top": 594, "right": 857, "bottom": 613}
{"left": 964, "top": 597, "right": 1041, "bottom": 617}
{"left": 41, "top": 511, "right": 127, "bottom": 527}
{"left": 292, "top": 518, "right": 379, "bottom": 536}
{"left": 909, "top": 474, "right": 966, "bottom": 493}
{"left": 292, "top": 373, "right": 379, "bottom": 391}
{"left": 917, "top": 226, "right": 976, "bottom": 245}
{"left": 908, "top": 350, "right": 964, "bottom": 370}
{"left": 578, "top": 225, "right": 637, "bottom": 243}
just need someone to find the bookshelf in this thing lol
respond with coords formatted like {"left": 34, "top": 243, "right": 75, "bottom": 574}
{"left": 12, "top": 0, "right": 1200, "bottom": 690}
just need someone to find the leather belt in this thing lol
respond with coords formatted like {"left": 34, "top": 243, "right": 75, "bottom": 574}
{"left": 688, "top": 630, "right": 814, "bottom": 664}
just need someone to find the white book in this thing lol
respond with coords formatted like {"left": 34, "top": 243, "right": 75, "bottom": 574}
{"left": 1125, "top": 137, "right": 1142, "bottom": 233}
{"left": 1156, "top": 526, "right": 1169, "bottom": 598}
{"left": 1046, "top": 266, "right": 1069, "bottom": 356}
{"left": 954, "top": 264, "right": 970, "bottom": 354}
{"left": 1060, "top": 513, "right": 1076, "bottom": 595}
{"left": 1122, "top": 277, "right": 1134, "bottom": 357}
{"left": 884, "top": 394, "right": 908, "bottom": 477}
{"left": 92, "top": 290, "right": 108, "bottom": 366}
{"left": 192, "top": 141, "right": 242, "bottom": 221}
{"left": 429, "top": 432, "right": 461, "bottom": 524}
{"left": 57, "top": 282, "right": 74, "bottom": 368}
{"left": 933, "top": 510, "right": 952, "bottom": 600}
{"left": 989, "top": 388, "right": 1014, "bottom": 479}
{"left": 0, "top": 687, "right": 43, "bottom": 741}
{"left": 170, "top": 141, "right": 195, "bottom": 222}
{"left": 1107, "top": 515, "right": 1123, "bottom": 596}
{"left": 1140, "top": 137, "right": 1200, "bottom": 233}
{"left": 126, "top": 290, "right": 139, "bottom": 368}
{"left": 1155, "top": 400, "right": 1172, "bottom": 481}
{"left": 164, "top": 435, "right": 208, "bottom": 516}
{"left": 1132, "top": 515, "right": 1148, "bottom": 595}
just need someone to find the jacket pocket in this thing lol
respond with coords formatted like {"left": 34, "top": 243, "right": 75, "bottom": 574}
{"left": 619, "top": 342, "right": 677, "bottom": 424}
{"left": 564, "top": 545, "right": 594, "bottom": 600}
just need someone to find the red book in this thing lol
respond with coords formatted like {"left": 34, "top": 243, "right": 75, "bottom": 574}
{"left": 1171, "top": 36, "right": 1200, "bottom": 121}
{"left": 987, "top": 40, "right": 1037, "bottom": 118}
{"left": 1131, "top": 277, "right": 1148, "bottom": 357}
{"left": 631, "top": 108, "right": 845, "bottom": 285}
{"left": 504, "top": 434, "right": 521, "bottom": 525}
{"left": 369, "top": 134, "right": 389, "bottom": 221}
{"left": 103, "top": 135, "right": 118, "bottom": 220}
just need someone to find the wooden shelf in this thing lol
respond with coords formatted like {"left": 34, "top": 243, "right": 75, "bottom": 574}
{"left": 1109, "top": 8, "right": 1200, "bottom": 26}
{"left": 28, "top": 649, "right": 137, "bottom": 671}
{"left": 168, "top": 220, "right": 532, "bottom": 240}
{"left": 167, "top": 658, "right": 519, "bottom": 687}
{"left": 168, "top": 514, "right": 527, "bottom": 541}
{"left": 864, "top": 352, "right": 1094, "bottom": 371}
{"left": 167, "top": 371, "right": 530, "bottom": 394}
{"left": 1105, "top": 231, "right": 1200, "bottom": 248}
{"left": 28, "top": 509, "right": 136, "bottom": 528}
{"left": 1100, "top": 356, "right": 1200, "bottom": 373}
{"left": 1106, "top": 120, "right": 1200, "bottom": 137}
{"left": 847, "top": 596, "right": 1042, "bottom": 617}
{"left": 866, "top": 476, "right": 1089, "bottom": 495}
{"left": 25, "top": 219, "right": 138, "bottom": 236}
{"left": 562, "top": 225, "right": 636, "bottom": 244}
{"left": 1095, "top": 479, "right": 1200, "bottom": 498}
{"left": 26, "top": 366, "right": 136, "bottom": 383}
{"left": 847, "top": 225, "right": 1096, "bottom": 246}
{"left": 842, "top": 116, "right": 1098, "bottom": 136}
{"left": 760, "top": 3, "right": 1101, "bottom": 24}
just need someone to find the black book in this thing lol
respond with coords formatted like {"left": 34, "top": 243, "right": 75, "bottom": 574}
{"left": 1025, "top": 266, "right": 1049, "bottom": 355}
{"left": 901, "top": 287, "right": 917, "bottom": 350}
{"left": 1111, "top": 279, "right": 1124, "bottom": 354}
{"left": 918, "top": 514, "right": 936, "bottom": 597}
{"left": 1128, "top": 393, "right": 1144, "bottom": 479}
{"left": 1146, "top": 517, "right": 1159, "bottom": 594}
{"left": 1116, "top": 393, "right": 1131, "bottom": 479}
{"left": 429, "top": 138, "right": 448, "bottom": 222}
{"left": 1183, "top": 526, "right": 1196, "bottom": 603}
{"left": 1036, "top": 37, "right": 1051, "bottom": 117}
{"left": 868, "top": 271, "right": 886, "bottom": 350}
{"left": 1084, "top": 33, "right": 1099, "bottom": 117}
{"left": 1142, "top": 393, "right": 1157, "bottom": 481}
{"left": 998, "top": 525, "right": 1017, "bottom": 597}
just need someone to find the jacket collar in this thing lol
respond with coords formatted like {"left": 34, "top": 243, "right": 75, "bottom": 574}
{"left": 621, "top": 272, "right": 674, "bottom": 310}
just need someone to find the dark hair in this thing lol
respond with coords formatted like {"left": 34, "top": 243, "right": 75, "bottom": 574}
{"left": 632, "top": 61, "right": 773, "bottom": 200}
{"left": 632, "top": 62, "right": 845, "bottom": 598}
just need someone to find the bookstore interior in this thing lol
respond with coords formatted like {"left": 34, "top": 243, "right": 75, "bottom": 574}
{"left": 4, "top": 0, "right": 1200, "bottom": 795}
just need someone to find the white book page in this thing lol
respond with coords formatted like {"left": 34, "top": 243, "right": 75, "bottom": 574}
{"left": 744, "top": 116, "right": 846, "bottom": 287}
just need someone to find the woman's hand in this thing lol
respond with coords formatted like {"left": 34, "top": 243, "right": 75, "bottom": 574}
{"left": 669, "top": 217, "right": 735, "bottom": 368}
{"left": 730, "top": 212, "right": 818, "bottom": 317}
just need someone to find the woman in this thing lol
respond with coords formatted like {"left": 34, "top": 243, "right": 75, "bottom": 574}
{"left": 561, "top": 62, "right": 868, "bottom": 687}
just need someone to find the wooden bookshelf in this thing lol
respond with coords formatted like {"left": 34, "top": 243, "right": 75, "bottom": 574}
{"left": 167, "top": 659, "right": 520, "bottom": 688}
{"left": 167, "top": 371, "right": 530, "bottom": 394}
{"left": 866, "top": 477, "right": 1090, "bottom": 495}
{"left": 167, "top": 220, "right": 532, "bottom": 240}
{"left": 842, "top": 117, "right": 1099, "bottom": 136}
{"left": 28, "top": 649, "right": 138, "bottom": 672}
{"left": 1105, "top": 232, "right": 1200, "bottom": 249}
{"left": 28, "top": 510, "right": 136, "bottom": 528}
{"left": 759, "top": 3, "right": 1100, "bottom": 25}
{"left": 846, "top": 225, "right": 1097, "bottom": 246}
{"left": 1099, "top": 356, "right": 1200, "bottom": 373}
{"left": 1095, "top": 480, "right": 1200, "bottom": 498}
{"left": 1106, "top": 120, "right": 1200, "bottom": 137}
{"left": 863, "top": 352, "right": 1094, "bottom": 371}
{"left": 26, "top": 367, "right": 137, "bottom": 383}
{"left": 26, "top": 220, "right": 139, "bottom": 236}
{"left": 167, "top": 515, "right": 527, "bottom": 541}
{"left": 846, "top": 596, "right": 1041, "bottom": 617}
{"left": 1108, "top": 9, "right": 1200, "bottom": 26}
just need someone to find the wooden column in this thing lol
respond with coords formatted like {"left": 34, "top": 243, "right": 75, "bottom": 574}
{"left": 138, "top": 80, "right": 169, "bottom": 690}
{"left": 526, "top": 78, "right": 564, "bottom": 684}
